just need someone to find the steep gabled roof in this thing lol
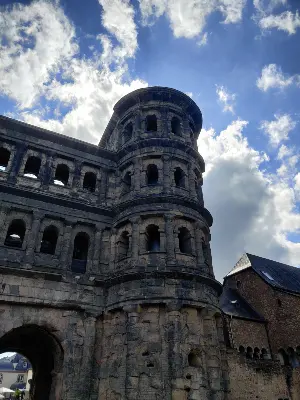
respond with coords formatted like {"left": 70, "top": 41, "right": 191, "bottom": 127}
{"left": 220, "top": 287, "right": 265, "bottom": 321}
{"left": 226, "top": 253, "right": 300, "bottom": 295}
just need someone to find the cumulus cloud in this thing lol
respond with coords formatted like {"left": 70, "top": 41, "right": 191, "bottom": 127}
{"left": 253, "top": 0, "right": 287, "bottom": 14}
{"left": 256, "top": 64, "right": 300, "bottom": 91}
{"left": 259, "top": 10, "right": 300, "bottom": 35}
{"left": 138, "top": 0, "right": 246, "bottom": 39}
{"left": 0, "top": 0, "right": 147, "bottom": 143}
{"left": 260, "top": 114, "right": 296, "bottom": 147}
{"left": 0, "top": 0, "right": 78, "bottom": 109}
{"left": 198, "top": 120, "right": 300, "bottom": 280}
{"left": 216, "top": 85, "right": 236, "bottom": 114}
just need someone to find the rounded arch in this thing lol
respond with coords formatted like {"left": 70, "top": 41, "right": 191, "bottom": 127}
{"left": 0, "top": 325, "right": 63, "bottom": 400}
{"left": 178, "top": 227, "right": 192, "bottom": 254}
{"left": 40, "top": 225, "right": 59, "bottom": 255}
{"left": 5, "top": 219, "right": 26, "bottom": 248}
{"left": 72, "top": 232, "right": 90, "bottom": 273}
{"left": 0, "top": 147, "right": 11, "bottom": 171}
{"left": 146, "top": 114, "right": 157, "bottom": 132}
{"left": 174, "top": 167, "right": 185, "bottom": 188}
{"left": 171, "top": 116, "right": 181, "bottom": 136}
{"left": 146, "top": 164, "right": 158, "bottom": 185}
{"left": 145, "top": 224, "right": 160, "bottom": 252}
{"left": 83, "top": 171, "right": 96, "bottom": 192}
{"left": 24, "top": 156, "right": 41, "bottom": 178}
{"left": 54, "top": 164, "right": 69, "bottom": 186}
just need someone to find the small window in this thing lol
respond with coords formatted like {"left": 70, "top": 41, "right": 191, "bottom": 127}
{"left": 118, "top": 231, "right": 130, "bottom": 260}
{"left": 188, "top": 351, "right": 201, "bottom": 368}
{"left": 246, "top": 347, "right": 253, "bottom": 359}
{"left": 40, "top": 225, "right": 58, "bottom": 255}
{"left": 54, "top": 163, "right": 69, "bottom": 186}
{"left": 24, "top": 156, "right": 41, "bottom": 178}
{"left": 239, "top": 346, "right": 245, "bottom": 354}
{"left": 73, "top": 232, "right": 89, "bottom": 260}
{"left": 278, "top": 349, "right": 288, "bottom": 366}
{"left": 0, "top": 147, "right": 10, "bottom": 171}
{"left": 4, "top": 219, "right": 26, "bottom": 248}
{"left": 261, "top": 348, "right": 268, "bottom": 359}
{"left": 122, "top": 171, "right": 132, "bottom": 194}
{"left": 17, "top": 374, "right": 24, "bottom": 382}
{"left": 171, "top": 116, "right": 181, "bottom": 136}
{"left": 146, "top": 115, "right": 157, "bottom": 132}
{"left": 174, "top": 167, "right": 185, "bottom": 188}
{"left": 253, "top": 347, "right": 260, "bottom": 359}
{"left": 146, "top": 225, "right": 160, "bottom": 252}
{"left": 83, "top": 172, "right": 96, "bottom": 192}
{"left": 178, "top": 227, "right": 192, "bottom": 254}
{"left": 146, "top": 164, "right": 158, "bottom": 185}
{"left": 123, "top": 123, "right": 133, "bottom": 143}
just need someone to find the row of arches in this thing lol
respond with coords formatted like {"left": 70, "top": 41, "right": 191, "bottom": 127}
{"left": 4, "top": 219, "right": 89, "bottom": 273}
{"left": 121, "top": 114, "right": 195, "bottom": 145}
{"left": 278, "top": 347, "right": 300, "bottom": 368}
{"left": 0, "top": 147, "right": 97, "bottom": 191}
{"left": 238, "top": 346, "right": 270, "bottom": 360}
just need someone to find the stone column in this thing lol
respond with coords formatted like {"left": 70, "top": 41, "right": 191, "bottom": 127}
{"left": 109, "top": 228, "right": 117, "bottom": 271}
{"left": 183, "top": 116, "right": 192, "bottom": 146}
{"left": 162, "top": 155, "right": 171, "bottom": 194}
{"left": 133, "top": 158, "right": 141, "bottom": 193}
{"left": 60, "top": 222, "right": 74, "bottom": 271}
{"left": 92, "top": 225, "right": 102, "bottom": 274}
{"left": 24, "top": 211, "right": 44, "bottom": 265}
{"left": 160, "top": 106, "right": 169, "bottom": 136}
{"left": 0, "top": 207, "right": 9, "bottom": 245}
{"left": 99, "top": 169, "right": 108, "bottom": 202}
{"left": 131, "top": 217, "right": 140, "bottom": 263}
{"left": 71, "top": 161, "right": 82, "bottom": 194}
{"left": 165, "top": 214, "right": 175, "bottom": 264}
{"left": 134, "top": 110, "right": 142, "bottom": 138}
{"left": 194, "top": 222, "right": 205, "bottom": 269}
{"left": 188, "top": 163, "right": 197, "bottom": 200}
{"left": 7, "top": 143, "right": 27, "bottom": 183}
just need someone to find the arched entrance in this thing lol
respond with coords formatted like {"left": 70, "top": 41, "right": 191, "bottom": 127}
{"left": 0, "top": 325, "right": 63, "bottom": 400}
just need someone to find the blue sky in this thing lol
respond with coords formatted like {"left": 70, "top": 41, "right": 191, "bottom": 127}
{"left": 0, "top": 0, "right": 300, "bottom": 281}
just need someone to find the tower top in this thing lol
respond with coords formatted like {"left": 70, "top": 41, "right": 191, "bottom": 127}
{"left": 99, "top": 86, "right": 203, "bottom": 147}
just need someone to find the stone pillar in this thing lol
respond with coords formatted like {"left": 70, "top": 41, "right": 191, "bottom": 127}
{"left": 204, "top": 241, "right": 215, "bottom": 278}
{"left": 162, "top": 155, "right": 171, "bottom": 193}
{"left": 131, "top": 217, "right": 140, "bottom": 263}
{"left": 183, "top": 116, "right": 192, "bottom": 146}
{"left": 40, "top": 152, "right": 54, "bottom": 188}
{"left": 0, "top": 207, "right": 9, "bottom": 245}
{"left": 60, "top": 222, "right": 74, "bottom": 271}
{"left": 99, "top": 169, "right": 108, "bottom": 202}
{"left": 160, "top": 106, "right": 169, "bottom": 136}
{"left": 133, "top": 157, "right": 141, "bottom": 193}
{"left": 7, "top": 143, "right": 27, "bottom": 183}
{"left": 24, "top": 211, "right": 44, "bottom": 265}
{"left": 71, "top": 161, "right": 82, "bottom": 194}
{"left": 109, "top": 228, "right": 117, "bottom": 271}
{"left": 92, "top": 225, "right": 102, "bottom": 274}
{"left": 194, "top": 222, "right": 205, "bottom": 270}
{"left": 165, "top": 214, "right": 175, "bottom": 264}
{"left": 188, "top": 163, "right": 197, "bottom": 200}
{"left": 134, "top": 111, "right": 142, "bottom": 138}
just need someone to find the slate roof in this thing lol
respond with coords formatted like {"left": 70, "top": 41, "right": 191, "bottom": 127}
{"left": 226, "top": 253, "right": 300, "bottom": 295}
{"left": 220, "top": 287, "right": 265, "bottom": 321}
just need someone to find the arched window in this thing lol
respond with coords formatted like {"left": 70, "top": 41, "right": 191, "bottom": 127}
{"left": 54, "top": 164, "right": 69, "bottom": 186}
{"left": 260, "top": 348, "right": 268, "bottom": 360}
{"left": 118, "top": 231, "right": 130, "bottom": 260}
{"left": 287, "top": 347, "right": 299, "bottom": 367}
{"left": 24, "top": 156, "right": 41, "bottom": 178}
{"left": 146, "top": 225, "right": 160, "bottom": 251}
{"left": 278, "top": 349, "right": 289, "bottom": 366}
{"left": 174, "top": 167, "right": 185, "bottom": 188}
{"left": 40, "top": 226, "right": 58, "bottom": 255}
{"left": 0, "top": 147, "right": 10, "bottom": 171}
{"left": 146, "top": 115, "right": 157, "bottom": 132}
{"left": 253, "top": 347, "right": 260, "bottom": 359}
{"left": 246, "top": 347, "right": 253, "bottom": 359}
{"left": 188, "top": 350, "right": 201, "bottom": 367}
{"left": 72, "top": 232, "right": 89, "bottom": 273}
{"left": 178, "top": 227, "right": 192, "bottom": 254}
{"left": 146, "top": 164, "right": 158, "bottom": 185}
{"left": 239, "top": 346, "right": 245, "bottom": 355}
{"left": 123, "top": 123, "right": 133, "bottom": 144}
{"left": 122, "top": 171, "right": 132, "bottom": 194}
{"left": 4, "top": 219, "right": 26, "bottom": 248}
{"left": 171, "top": 116, "right": 181, "bottom": 136}
{"left": 83, "top": 172, "right": 96, "bottom": 192}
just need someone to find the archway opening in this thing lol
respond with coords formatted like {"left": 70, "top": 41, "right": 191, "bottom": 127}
{"left": 0, "top": 148, "right": 11, "bottom": 171}
{"left": 118, "top": 231, "right": 130, "bottom": 260}
{"left": 83, "top": 172, "right": 96, "bottom": 192}
{"left": 146, "top": 115, "right": 157, "bottom": 132}
{"left": 171, "top": 117, "right": 181, "bottom": 136}
{"left": 146, "top": 225, "right": 160, "bottom": 252}
{"left": 178, "top": 227, "right": 192, "bottom": 254}
{"left": 72, "top": 232, "right": 89, "bottom": 273}
{"left": 40, "top": 226, "right": 58, "bottom": 255}
{"left": 24, "top": 157, "right": 41, "bottom": 179}
{"left": 146, "top": 164, "right": 158, "bottom": 185}
{"left": 54, "top": 164, "right": 69, "bottom": 186}
{"left": 4, "top": 220, "right": 26, "bottom": 248}
{"left": 0, "top": 325, "right": 63, "bottom": 400}
{"left": 174, "top": 167, "right": 185, "bottom": 188}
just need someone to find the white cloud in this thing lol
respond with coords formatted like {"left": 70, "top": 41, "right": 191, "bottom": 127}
{"left": 256, "top": 64, "right": 300, "bottom": 91}
{"left": 198, "top": 120, "right": 300, "bottom": 280}
{"left": 295, "top": 173, "right": 300, "bottom": 191}
{"left": 277, "top": 144, "right": 293, "bottom": 160}
{"left": 260, "top": 114, "right": 296, "bottom": 147}
{"left": 185, "top": 92, "right": 193, "bottom": 98}
{"left": 254, "top": 0, "right": 287, "bottom": 14}
{"left": 216, "top": 85, "right": 236, "bottom": 114}
{"left": 259, "top": 10, "right": 300, "bottom": 35}
{"left": 0, "top": 0, "right": 78, "bottom": 109}
{"left": 139, "top": 0, "right": 246, "bottom": 39}
{"left": 1, "top": 0, "right": 147, "bottom": 143}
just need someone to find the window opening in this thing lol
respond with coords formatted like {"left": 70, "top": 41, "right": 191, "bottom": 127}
{"left": 123, "top": 123, "right": 133, "bottom": 143}
{"left": 146, "top": 225, "right": 160, "bottom": 252}
{"left": 4, "top": 220, "right": 26, "bottom": 248}
{"left": 146, "top": 164, "right": 158, "bottom": 185}
{"left": 253, "top": 347, "right": 260, "bottom": 360}
{"left": 40, "top": 226, "right": 58, "bottom": 255}
{"left": 146, "top": 115, "right": 157, "bottom": 132}
{"left": 171, "top": 116, "right": 181, "bottom": 135}
{"left": 72, "top": 232, "right": 89, "bottom": 274}
{"left": 246, "top": 347, "right": 253, "bottom": 359}
{"left": 178, "top": 227, "right": 192, "bottom": 254}
{"left": 83, "top": 172, "right": 96, "bottom": 192}
{"left": 54, "top": 164, "right": 69, "bottom": 186}
{"left": 174, "top": 167, "right": 185, "bottom": 188}
{"left": 24, "top": 156, "right": 41, "bottom": 178}
{"left": 188, "top": 351, "right": 201, "bottom": 368}
{"left": 0, "top": 147, "right": 10, "bottom": 171}
{"left": 239, "top": 346, "right": 245, "bottom": 354}
{"left": 118, "top": 231, "right": 130, "bottom": 260}
{"left": 122, "top": 171, "right": 132, "bottom": 194}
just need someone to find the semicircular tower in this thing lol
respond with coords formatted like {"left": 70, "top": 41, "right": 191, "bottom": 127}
{"left": 98, "top": 87, "right": 228, "bottom": 399}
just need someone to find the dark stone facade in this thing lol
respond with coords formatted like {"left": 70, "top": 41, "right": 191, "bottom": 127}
{"left": 0, "top": 87, "right": 228, "bottom": 399}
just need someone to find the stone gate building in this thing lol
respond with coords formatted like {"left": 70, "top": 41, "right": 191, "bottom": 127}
{"left": 0, "top": 87, "right": 229, "bottom": 400}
